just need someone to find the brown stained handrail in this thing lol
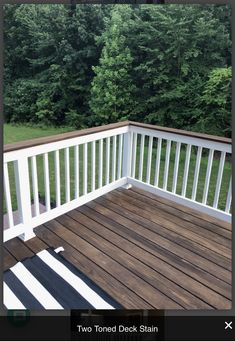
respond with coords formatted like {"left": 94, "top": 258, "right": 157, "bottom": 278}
{"left": 129, "top": 121, "right": 232, "bottom": 145}
{"left": 4, "top": 121, "right": 231, "bottom": 152}
{"left": 4, "top": 121, "right": 129, "bottom": 152}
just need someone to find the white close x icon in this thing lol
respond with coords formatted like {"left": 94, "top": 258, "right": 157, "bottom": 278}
{"left": 225, "top": 321, "right": 232, "bottom": 330}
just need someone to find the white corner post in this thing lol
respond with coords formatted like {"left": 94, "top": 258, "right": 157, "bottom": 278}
{"left": 14, "top": 157, "right": 35, "bottom": 241}
{"left": 122, "top": 129, "right": 133, "bottom": 189}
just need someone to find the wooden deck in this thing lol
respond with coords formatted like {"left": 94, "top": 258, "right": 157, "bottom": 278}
{"left": 3, "top": 187, "right": 232, "bottom": 310}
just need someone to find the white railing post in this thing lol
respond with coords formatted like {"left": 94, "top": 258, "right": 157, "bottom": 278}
{"left": 122, "top": 130, "right": 133, "bottom": 189}
{"left": 14, "top": 157, "right": 35, "bottom": 241}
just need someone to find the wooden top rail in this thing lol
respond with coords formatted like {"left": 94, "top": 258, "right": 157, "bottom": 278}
{"left": 4, "top": 121, "right": 231, "bottom": 152}
{"left": 129, "top": 121, "right": 232, "bottom": 145}
{"left": 4, "top": 121, "right": 129, "bottom": 153}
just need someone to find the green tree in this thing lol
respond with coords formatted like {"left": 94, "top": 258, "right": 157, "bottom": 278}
{"left": 194, "top": 67, "right": 232, "bottom": 137}
{"left": 90, "top": 6, "right": 137, "bottom": 125}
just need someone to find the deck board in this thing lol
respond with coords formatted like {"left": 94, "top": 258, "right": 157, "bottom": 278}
{"left": 3, "top": 187, "right": 232, "bottom": 310}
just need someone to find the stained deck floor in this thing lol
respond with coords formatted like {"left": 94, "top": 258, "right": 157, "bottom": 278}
{"left": 4, "top": 187, "right": 232, "bottom": 310}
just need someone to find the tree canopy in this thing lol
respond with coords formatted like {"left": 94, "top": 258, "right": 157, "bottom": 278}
{"left": 4, "top": 4, "right": 231, "bottom": 136}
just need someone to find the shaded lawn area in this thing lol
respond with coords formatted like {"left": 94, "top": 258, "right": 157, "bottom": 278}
{"left": 4, "top": 124, "right": 231, "bottom": 215}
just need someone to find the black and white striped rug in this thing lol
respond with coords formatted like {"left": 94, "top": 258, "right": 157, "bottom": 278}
{"left": 3, "top": 248, "right": 122, "bottom": 310}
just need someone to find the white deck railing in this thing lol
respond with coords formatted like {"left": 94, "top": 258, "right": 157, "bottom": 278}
{"left": 3, "top": 121, "right": 231, "bottom": 242}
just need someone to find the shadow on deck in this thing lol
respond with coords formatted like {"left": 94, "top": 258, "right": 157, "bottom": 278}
{"left": 3, "top": 187, "right": 232, "bottom": 310}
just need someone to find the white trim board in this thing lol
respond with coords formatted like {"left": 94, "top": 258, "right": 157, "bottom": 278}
{"left": 127, "top": 177, "right": 231, "bottom": 224}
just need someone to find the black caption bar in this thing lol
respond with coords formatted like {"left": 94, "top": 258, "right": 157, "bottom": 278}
{"left": 0, "top": 314, "right": 234, "bottom": 340}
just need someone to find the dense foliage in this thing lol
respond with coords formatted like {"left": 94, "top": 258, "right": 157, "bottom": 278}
{"left": 4, "top": 4, "right": 231, "bottom": 136}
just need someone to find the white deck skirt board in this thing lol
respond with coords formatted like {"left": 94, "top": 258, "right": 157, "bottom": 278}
{"left": 38, "top": 250, "right": 115, "bottom": 310}
{"left": 10, "top": 262, "right": 63, "bottom": 309}
{"left": 127, "top": 177, "right": 231, "bottom": 223}
{"left": 3, "top": 282, "right": 26, "bottom": 310}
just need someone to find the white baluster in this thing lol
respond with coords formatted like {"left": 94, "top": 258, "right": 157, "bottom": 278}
{"left": 54, "top": 150, "right": 61, "bottom": 207}
{"left": 122, "top": 131, "right": 133, "bottom": 188}
{"left": 99, "top": 139, "right": 103, "bottom": 188}
{"left": 112, "top": 135, "right": 117, "bottom": 182}
{"left": 225, "top": 177, "right": 231, "bottom": 213}
{"left": 14, "top": 157, "right": 35, "bottom": 240}
{"left": 154, "top": 138, "right": 162, "bottom": 187}
{"left": 117, "top": 134, "right": 123, "bottom": 179}
{"left": 74, "top": 145, "right": 79, "bottom": 199}
{"left": 172, "top": 142, "right": 181, "bottom": 194}
{"left": 83, "top": 143, "right": 87, "bottom": 195}
{"left": 181, "top": 144, "right": 192, "bottom": 197}
{"left": 91, "top": 141, "right": 96, "bottom": 191}
{"left": 191, "top": 146, "right": 202, "bottom": 201}
{"left": 4, "top": 162, "right": 14, "bottom": 228}
{"left": 131, "top": 133, "right": 137, "bottom": 178}
{"left": 146, "top": 136, "right": 153, "bottom": 184}
{"left": 106, "top": 137, "right": 110, "bottom": 185}
{"left": 43, "top": 153, "right": 51, "bottom": 211}
{"left": 31, "top": 156, "right": 40, "bottom": 215}
{"left": 163, "top": 140, "right": 171, "bottom": 191}
{"left": 202, "top": 149, "right": 214, "bottom": 204}
{"left": 213, "top": 151, "right": 226, "bottom": 209}
{"left": 138, "top": 134, "right": 145, "bottom": 181}
{"left": 65, "top": 147, "right": 70, "bottom": 202}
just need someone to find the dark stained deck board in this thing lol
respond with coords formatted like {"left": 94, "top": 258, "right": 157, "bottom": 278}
{"left": 34, "top": 225, "right": 153, "bottom": 309}
{"left": 3, "top": 249, "right": 17, "bottom": 271}
{"left": 129, "top": 187, "right": 231, "bottom": 231}
{"left": 62, "top": 209, "right": 229, "bottom": 309}
{"left": 88, "top": 198, "right": 231, "bottom": 279}
{"left": 98, "top": 194, "right": 231, "bottom": 268}
{"left": 44, "top": 218, "right": 181, "bottom": 309}
{"left": 3, "top": 187, "right": 232, "bottom": 310}
{"left": 24, "top": 235, "right": 49, "bottom": 254}
{"left": 117, "top": 188, "right": 232, "bottom": 241}
{"left": 4, "top": 237, "right": 34, "bottom": 261}
{"left": 78, "top": 205, "right": 231, "bottom": 300}
{"left": 109, "top": 190, "right": 231, "bottom": 254}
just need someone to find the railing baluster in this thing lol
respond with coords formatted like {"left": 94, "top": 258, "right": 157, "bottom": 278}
{"left": 138, "top": 134, "right": 145, "bottom": 181}
{"left": 106, "top": 137, "right": 110, "bottom": 185}
{"left": 91, "top": 141, "right": 96, "bottom": 191}
{"left": 117, "top": 134, "right": 123, "bottom": 179}
{"left": 163, "top": 140, "right": 171, "bottom": 190}
{"left": 146, "top": 136, "right": 153, "bottom": 184}
{"left": 213, "top": 151, "right": 226, "bottom": 209}
{"left": 99, "top": 139, "right": 103, "bottom": 188}
{"left": 225, "top": 177, "right": 231, "bottom": 213}
{"left": 43, "top": 153, "right": 51, "bottom": 211}
{"left": 131, "top": 133, "right": 137, "bottom": 178}
{"left": 54, "top": 150, "right": 61, "bottom": 207}
{"left": 181, "top": 144, "right": 192, "bottom": 197}
{"left": 74, "top": 145, "right": 79, "bottom": 199}
{"left": 172, "top": 142, "right": 181, "bottom": 194}
{"left": 154, "top": 138, "right": 162, "bottom": 187}
{"left": 202, "top": 149, "right": 214, "bottom": 204}
{"left": 83, "top": 143, "right": 87, "bottom": 195}
{"left": 191, "top": 146, "right": 202, "bottom": 201}
{"left": 14, "top": 157, "right": 35, "bottom": 240}
{"left": 112, "top": 135, "right": 117, "bottom": 182}
{"left": 31, "top": 156, "right": 40, "bottom": 215}
{"left": 65, "top": 147, "right": 70, "bottom": 202}
{"left": 4, "top": 162, "right": 14, "bottom": 228}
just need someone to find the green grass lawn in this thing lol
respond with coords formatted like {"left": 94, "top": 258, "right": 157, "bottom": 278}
{"left": 4, "top": 124, "right": 73, "bottom": 145}
{"left": 4, "top": 124, "right": 231, "bottom": 215}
